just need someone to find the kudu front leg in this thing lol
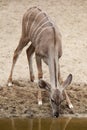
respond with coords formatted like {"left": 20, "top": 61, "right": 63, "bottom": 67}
{"left": 58, "top": 64, "right": 73, "bottom": 109}
{"left": 35, "top": 54, "right": 43, "bottom": 105}
{"left": 26, "top": 44, "right": 35, "bottom": 82}
{"left": 63, "top": 90, "right": 73, "bottom": 109}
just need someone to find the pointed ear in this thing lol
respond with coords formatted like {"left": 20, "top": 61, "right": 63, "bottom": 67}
{"left": 61, "top": 74, "right": 72, "bottom": 90}
{"left": 38, "top": 80, "right": 51, "bottom": 91}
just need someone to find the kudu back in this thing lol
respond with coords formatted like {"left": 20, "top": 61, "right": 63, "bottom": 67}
{"left": 8, "top": 7, "right": 73, "bottom": 117}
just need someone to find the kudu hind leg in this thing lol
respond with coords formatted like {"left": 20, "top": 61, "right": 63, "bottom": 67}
{"left": 7, "top": 37, "right": 29, "bottom": 86}
{"left": 26, "top": 44, "right": 35, "bottom": 82}
{"left": 7, "top": 49, "right": 19, "bottom": 86}
{"left": 35, "top": 54, "right": 43, "bottom": 105}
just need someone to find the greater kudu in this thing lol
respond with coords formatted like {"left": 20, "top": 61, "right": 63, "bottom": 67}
{"left": 7, "top": 7, "right": 73, "bottom": 117}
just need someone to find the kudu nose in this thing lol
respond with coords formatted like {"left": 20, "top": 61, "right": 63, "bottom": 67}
{"left": 54, "top": 112, "right": 59, "bottom": 118}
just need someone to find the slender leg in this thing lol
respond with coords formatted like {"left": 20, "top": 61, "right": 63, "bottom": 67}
{"left": 7, "top": 37, "right": 29, "bottom": 86}
{"left": 58, "top": 63, "right": 73, "bottom": 109}
{"left": 26, "top": 44, "right": 35, "bottom": 82}
{"left": 63, "top": 90, "right": 73, "bottom": 109}
{"left": 35, "top": 54, "right": 43, "bottom": 79}
{"left": 35, "top": 54, "right": 43, "bottom": 105}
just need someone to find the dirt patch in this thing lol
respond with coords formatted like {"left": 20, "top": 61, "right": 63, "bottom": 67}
{"left": 0, "top": 81, "right": 87, "bottom": 118}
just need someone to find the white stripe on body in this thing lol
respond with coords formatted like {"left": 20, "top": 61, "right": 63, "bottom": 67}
{"left": 34, "top": 26, "right": 53, "bottom": 45}
{"left": 26, "top": 8, "right": 38, "bottom": 36}
{"left": 29, "top": 11, "right": 43, "bottom": 38}
{"left": 32, "top": 21, "right": 53, "bottom": 43}
{"left": 26, "top": 7, "right": 54, "bottom": 47}
{"left": 30, "top": 16, "right": 48, "bottom": 40}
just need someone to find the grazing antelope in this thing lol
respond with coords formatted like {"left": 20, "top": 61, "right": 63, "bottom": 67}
{"left": 7, "top": 7, "right": 73, "bottom": 117}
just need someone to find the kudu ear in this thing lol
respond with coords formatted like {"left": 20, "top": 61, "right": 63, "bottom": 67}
{"left": 38, "top": 80, "right": 51, "bottom": 91}
{"left": 61, "top": 74, "right": 72, "bottom": 91}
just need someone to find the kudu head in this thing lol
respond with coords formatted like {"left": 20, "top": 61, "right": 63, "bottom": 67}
{"left": 38, "top": 74, "right": 72, "bottom": 117}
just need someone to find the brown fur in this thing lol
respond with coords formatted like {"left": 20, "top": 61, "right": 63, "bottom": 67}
{"left": 8, "top": 7, "right": 73, "bottom": 117}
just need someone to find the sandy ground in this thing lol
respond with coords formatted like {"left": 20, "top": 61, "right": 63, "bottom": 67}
{"left": 0, "top": 0, "right": 87, "bottom": 117}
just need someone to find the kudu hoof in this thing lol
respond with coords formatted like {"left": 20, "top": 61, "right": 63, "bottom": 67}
{"left": 38, "top": 100, "right": 42, "bottom": 106}
{"left": 7, "top": 82, "right": 13, "bottom": 87}
{"left": 69, "top": 103, "right": 74, "bottom": 109}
